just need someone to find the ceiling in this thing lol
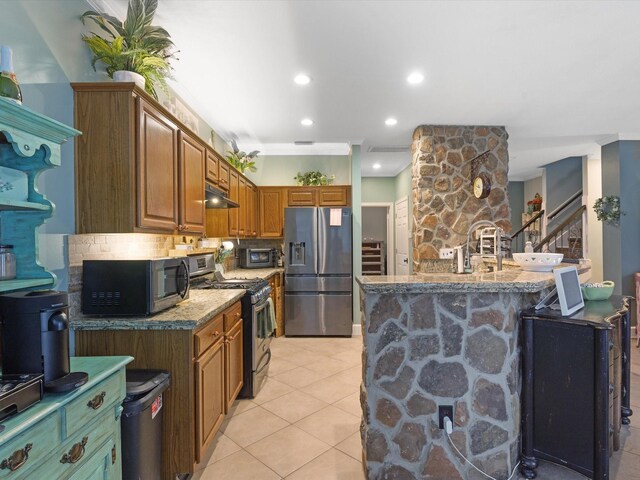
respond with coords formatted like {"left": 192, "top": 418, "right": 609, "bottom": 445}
{"left": 94, "top": 1, "right": 640, "bottom": 179}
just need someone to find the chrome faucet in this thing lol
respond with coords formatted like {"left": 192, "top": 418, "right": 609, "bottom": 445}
{"left": 464, "top": 220, "right": 503, "bottom": 272}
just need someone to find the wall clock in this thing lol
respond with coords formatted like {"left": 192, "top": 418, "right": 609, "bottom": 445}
{"left": 473, "top": 172, "right": 491, "bottom": 199}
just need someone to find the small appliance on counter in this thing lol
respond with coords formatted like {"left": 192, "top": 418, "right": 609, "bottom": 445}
{"left": 0, "top": 290, "right": 88, "bottom": 394}
{"left": 0, "top": 373, "right": 43, "bottom": 422}
{"left": 239, "top": 248, "right": 276, "bottom": 269}
{"left": 82, "top": 257, "right": 190, "bottom": 316}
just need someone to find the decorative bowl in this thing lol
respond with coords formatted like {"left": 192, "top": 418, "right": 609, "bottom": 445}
{"left": 512, "top": 253, "right": 564, "bottom": 272}
{"left": 581, "top": 281, "right": 615, "bottom": 301}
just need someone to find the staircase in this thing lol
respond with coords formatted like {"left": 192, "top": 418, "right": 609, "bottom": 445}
{"left": 534, "top": 205, "right": 586, "bottom": 262}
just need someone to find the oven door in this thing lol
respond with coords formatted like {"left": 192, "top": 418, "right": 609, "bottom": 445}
{"left": 252, "top": 298, "right": 273, "bottom": 395}
{"left": 149, "top": 258, "right": 190, "bottom": 313}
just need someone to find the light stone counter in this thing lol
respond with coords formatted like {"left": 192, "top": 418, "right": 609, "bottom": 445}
{"left": 356, "top": 264, "right": 591, "bottom": 480}
{"left": 70, "top": 289, "right": 245, "bottom": 331}
{"left": 224, "top": 267, "right": 284, "bottom": 280}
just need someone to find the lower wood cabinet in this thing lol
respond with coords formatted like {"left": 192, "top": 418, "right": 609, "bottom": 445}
{"left": 74, "top": 299, "right": 243, "bottom": 480}
{"left": 0, "top": 357, "right": 130, "bottom": 480}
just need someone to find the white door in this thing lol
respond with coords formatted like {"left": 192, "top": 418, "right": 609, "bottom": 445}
{"left": 395, "top": 197, "right": 410, "bottom": 275}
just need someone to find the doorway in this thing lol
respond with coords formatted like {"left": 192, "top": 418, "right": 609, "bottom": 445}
{"left": 361, "top": 203, "right": 394, "bottom": 276}
{"left": 395, "top": 196, "right": 410, "bottom": 275}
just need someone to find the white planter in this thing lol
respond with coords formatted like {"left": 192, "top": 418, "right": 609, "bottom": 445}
{"left": 113, "top": 70, "right": 145, "bottom": 90}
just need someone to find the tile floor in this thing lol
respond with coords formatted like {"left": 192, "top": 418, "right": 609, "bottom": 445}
{"left": 192, "top": 335, "right": 640, "bottom": 480}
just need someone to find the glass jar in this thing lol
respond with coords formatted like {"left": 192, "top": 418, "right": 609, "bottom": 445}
{"left": 0, "top": 244, "right": 16, "bottom": 280}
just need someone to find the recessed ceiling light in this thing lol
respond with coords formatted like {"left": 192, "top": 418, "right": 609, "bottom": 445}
{"left": 373, "top": 163, "right": 381, "bottom": 170}
{"left": 301, "top": 118, "right": 314, "bottom": 126}
{"left": 294, "top": 74, "right": 311, "bottom": 85}
{"left": 407, "top": 72, "right": 424, "bottom": 84}
{"left": 385, "top": 118, "right": 398, "bottom": 126}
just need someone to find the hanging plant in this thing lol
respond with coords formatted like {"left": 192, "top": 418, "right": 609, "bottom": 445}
{"left": 294, "top": 171, "right": 335, "bottom": 186}
{"left": 593, "top": 195, "right": 624, "bottom": 226}
{"left": 226, "top": 139, "right": 259, "bottom": 173}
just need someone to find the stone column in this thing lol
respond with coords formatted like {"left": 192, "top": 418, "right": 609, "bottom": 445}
{"left": 411, "top": 126, "right": 512, "bottom": 273}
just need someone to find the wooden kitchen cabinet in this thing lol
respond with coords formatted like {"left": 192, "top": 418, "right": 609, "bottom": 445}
{"left": 218, "top": 158, "right": 231, "bottom": 192}
{"left": 239, "top": 175, "right": 247, "bottom": 236}
{"left": 179, "top": 131, "right": 206, "bottom": 234}
{"left": 75, "top": 299, "right": 243, "bottom": 480}
{"left": 248, "top": 184, "right": 258, "bottom": 237}
{"left": 319, "top": 186, "right": 350, "bottom": 206}
{"left": 195, "top": 333, "right": 225, "bottom": 463}
{"left": 206, "top": 149, "right": 219, "bottom": 184}
{"left": 258, "top": 187, "right": 285, "bottom": 237}
{"left": 228, "top": 169, "right": 240, "bottom": 236}
{"left": 288, "top": 187, "right": 317, "bottom": 206}
{"left": 73, "top": 83, "right": 208, "bottom": 234}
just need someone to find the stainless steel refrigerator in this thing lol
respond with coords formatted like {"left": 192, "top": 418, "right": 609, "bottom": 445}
{"left": 284, "top": 207, "right": 353, "bottom": 336}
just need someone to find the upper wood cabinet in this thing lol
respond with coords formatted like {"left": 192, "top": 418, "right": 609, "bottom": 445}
{"left": 218, "top": 161, "right": 230, "bottom": 192}
{"left": 259, "top": 187, "right": 284, "bottom": 237}
{"left": 137, "top": 99, "right": 179, "bottom": 231}
{"left": 72, "top": 83, "right": 207, "bottom": 234}
{"left": 238, "top": 175, "right": 247, "bottom": 236}
{"left": 288, "top": 187, "right": 317, "bottom": 206}
{"left": 249, "top": 184, "right": 258, "bottom": 237}
{"left": 228, "top": 169, "right": 240, "bottom": 236}
{"left": 318, "top": 186, "right": 350, "bottom": 206}
{"left": 205, "top": 150, "right": 219, "bottom": 184}
{"left": 178, "top": 131, "right": 206, "bottom": 234}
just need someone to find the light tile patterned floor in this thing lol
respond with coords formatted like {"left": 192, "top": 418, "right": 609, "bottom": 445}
{"left": 192, "top": 335, "right": 640, "bottom": 480}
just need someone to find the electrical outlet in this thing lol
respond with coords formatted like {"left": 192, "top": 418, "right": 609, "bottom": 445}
{"left": 438, "top": 405, "right": 453, "bottom": 429}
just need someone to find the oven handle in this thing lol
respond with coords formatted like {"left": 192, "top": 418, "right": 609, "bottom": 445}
{"left": 254, "top": 298, "right": 269, "bottom": 314}
{"left": 255, "top": 348, "right": 272, "bottom": 375}
{"left": 177, "top": 259, "right": 190, "bottom": 299}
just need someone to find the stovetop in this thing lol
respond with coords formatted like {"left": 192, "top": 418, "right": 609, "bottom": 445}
{"left": 191, "top": 277, "right": 271, "bottom": 304}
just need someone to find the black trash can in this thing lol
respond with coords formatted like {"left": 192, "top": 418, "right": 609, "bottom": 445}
{"left": 121, "top": 369, "right": 171, "bottom": 480}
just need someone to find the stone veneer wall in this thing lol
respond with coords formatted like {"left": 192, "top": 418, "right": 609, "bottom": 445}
{"left": 360, "top": 290, "right": 544, "bottom": 480}
{"left": 412, "top": 126, "right": 512, "bottom": 272}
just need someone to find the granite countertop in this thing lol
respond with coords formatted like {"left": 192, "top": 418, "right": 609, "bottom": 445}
{"left": 224, "top": 267, "right": 284, "bottom": 280}
{"left": 70, "top": 289, "right": 245, "bottom": 331}
{"left": 357, "top": 263, "right": 591, "bottom": 294}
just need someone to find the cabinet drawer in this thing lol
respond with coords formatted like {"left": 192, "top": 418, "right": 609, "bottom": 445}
{"left": 0, "top": 416, "right": 60, "bottom": 479}
{"left": 195, "top": 314, "right": 224, "bottom": 358}
{"left": 64, "top": 371, "right": 124, "bottom": 440}
{"left": 33, "top": 410, "right": 117, "bottom": 480}
{"left": 66, "top": 436, "right": 115, "bottom": 480}
{"left": 224, "top": 302, "right": 242, "bottom": 332}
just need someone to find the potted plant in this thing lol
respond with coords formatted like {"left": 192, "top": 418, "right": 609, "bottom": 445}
{"left": 294, "top": 171, "right": 335, "bottom": 186}
{"left": 80, "top": 0, "right": 176, "bottom": 99}
{"left": 593, "top": 195, "right": 624, "bottom": 226}
{"left": 225, "top": 139, "right": 259, "bottom": 173}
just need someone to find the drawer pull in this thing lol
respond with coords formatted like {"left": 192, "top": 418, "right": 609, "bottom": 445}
{"left": 0, "top": 443, "right": 32, "bottom": 471}
{"left": 60, "top": 437, "right": 88, "bottom": 464}
{"left": 87, "top": 391, "right": 106, "bottom": 410}
{"left": 210, "top": 330, "right": 221, "bottom": 337}
{"left": 227, "top": 333, "right": 240, "bottom": 341}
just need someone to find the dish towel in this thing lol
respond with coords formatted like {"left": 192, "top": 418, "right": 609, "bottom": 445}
{"left": 259, "top": 297, "right": 277, "bottom": 338}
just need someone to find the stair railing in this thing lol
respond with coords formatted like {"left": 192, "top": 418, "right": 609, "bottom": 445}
{"left": 509, "top": 209, "right": 545, "bottom": 255}
{"left": 534, "top": 205, "right": 587, "bottom": 261}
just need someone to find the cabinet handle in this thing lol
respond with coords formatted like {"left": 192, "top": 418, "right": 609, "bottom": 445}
{"left": 235, "top": 312, "right": 241, "bottom": 319}
{"left": 60, "top": 437, "right": 88, "bottom": 464}
{"left": 111, "top": 445, "right": 117, "bottom": 465}
{"left": 227, "top": 333, "right": 240, "bottom": 341}
{"left": 87, "top": 391, "right": 106, "bottom": 410}
{"left": 0, "top": 443, "right": 32, "bottom": 471}
{"left": 210, "top": 330, "right": 220, "bottom": 337}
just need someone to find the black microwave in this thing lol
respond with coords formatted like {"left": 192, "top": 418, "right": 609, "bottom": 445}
{"left": 82, "top": 258, "right": 189, "bottom": 316}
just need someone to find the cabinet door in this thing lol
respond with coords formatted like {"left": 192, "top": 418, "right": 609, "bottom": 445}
{"left": 67, "top": 438, "right": 114, "bottom": 480}
{"left": 195, "top": 338, "right": 225, "bottom": 463}
{"left": 319, "top": 186, "right": 350, "bottom": 206}
{"left": 137, "top": 99, "right": 179, "bottom": 231}
{"left": 239, "top": 176, "right": 247, "bottom": 237}
{"left": 225, "top": 321, "right": 243, "bottom": 409}
{"left": 228, "top": 169, "right": 239, "bottom": 236}
{"left": 259, "top": 188, "right": 284, "bottom": 237}
{"left": 275, "top": 286, "right": 284, "bottom": 337}
{"left": 288, "top": 187, "right": 317, "bottom": 206}
{"left": 206, "top": 150, "right": 219, "bottom": 185}
{"left": 251, "top": 184, "right": 258, "bottom": 237}
{"left": 218, "top": 161, "right": 230, "bottom": 192}
{"left": 179, "top": 132, "right": 205, "bottom": 234}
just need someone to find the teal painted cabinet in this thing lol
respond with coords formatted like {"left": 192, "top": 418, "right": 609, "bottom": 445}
{"left": 0, "top": 97, "right": 79, "bottom": 292}
{"left": 0, "top": 356, "right": 132, "bottom": 479}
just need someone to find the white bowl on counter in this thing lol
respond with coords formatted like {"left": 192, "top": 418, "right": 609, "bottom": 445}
{"left": 512, "top": 253, "right": 564, "bottom": 272}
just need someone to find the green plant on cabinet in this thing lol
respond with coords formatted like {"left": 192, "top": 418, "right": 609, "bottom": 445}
{"left": 0, "top": 97, "right": 80, "bottom": 292}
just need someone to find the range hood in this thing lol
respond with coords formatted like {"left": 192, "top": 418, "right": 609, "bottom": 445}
{"left": 205, "top": 183, "right": 239, "bottom": 209}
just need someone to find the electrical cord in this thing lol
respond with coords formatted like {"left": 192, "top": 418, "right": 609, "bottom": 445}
{"left": 443, "top": 417, "right": 521, "bottom": 480}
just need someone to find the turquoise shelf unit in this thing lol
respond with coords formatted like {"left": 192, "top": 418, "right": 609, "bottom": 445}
{"left": 0, "top": 97, "right": 80, "bottom": 293}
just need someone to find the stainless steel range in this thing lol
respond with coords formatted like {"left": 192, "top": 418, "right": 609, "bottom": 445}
{"left": 189, "top": 255, "right": 273, "bottom": 398}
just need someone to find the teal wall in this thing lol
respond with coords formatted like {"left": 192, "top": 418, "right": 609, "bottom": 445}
{"left": 507, "top": 181, "right": 524, "bottom": 232}
{"left": 245, "top": 155, "right": 351, "bottom": 186}
{"left": 544, "top": 156, "right": 583, "bottom": 214}
{"left": 362, "top": 177, "right": 395, "bottom": 203}
{"left": 394, "top": 164, "right": 412, "bottom": 202}
{"left": 351, "top": 146, "right": 362, "bottom": 328}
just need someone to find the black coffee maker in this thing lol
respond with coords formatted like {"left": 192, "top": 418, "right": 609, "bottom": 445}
{"left": 0, "top": 290, "right": 87, "bottom": 392}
